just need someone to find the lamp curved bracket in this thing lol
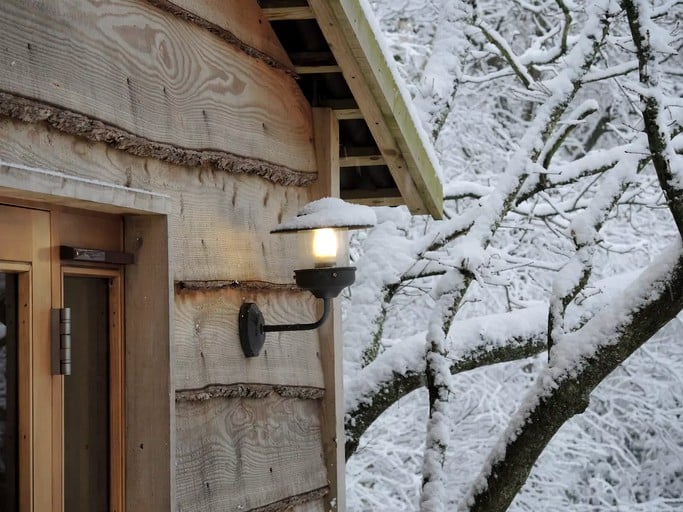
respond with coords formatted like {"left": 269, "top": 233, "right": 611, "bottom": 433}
{"left": 238, "top": 266, "right": 355, "bottom": 357}
{"left": 239, "top": 298, "right": 331, "bottom": 357}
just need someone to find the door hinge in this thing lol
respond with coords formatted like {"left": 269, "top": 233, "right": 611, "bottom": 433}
{"left": 51, "top": 308, "right": 72, "bottom": 375}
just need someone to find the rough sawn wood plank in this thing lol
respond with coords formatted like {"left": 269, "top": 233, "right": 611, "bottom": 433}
{"left": 0, "top": 0, "right": 316, "bottom": 175}
{"left": 176, "top": 395, "right": 328, "bottom": 512}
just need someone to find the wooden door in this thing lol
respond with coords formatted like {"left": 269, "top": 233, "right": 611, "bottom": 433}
{"left": 0, "top": 204, "right": 54, "bottom": 512}
{"left": 0, "top": 204, "right": 124, "bottom": 512}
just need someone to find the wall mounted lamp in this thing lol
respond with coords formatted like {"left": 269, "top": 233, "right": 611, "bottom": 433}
{"left": 239, "top": 198, "right": 376, "bottom": 357}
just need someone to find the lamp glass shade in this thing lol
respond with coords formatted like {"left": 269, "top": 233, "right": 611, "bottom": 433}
{"left": 312, "top": 228, "right": 338, "bottom": 267}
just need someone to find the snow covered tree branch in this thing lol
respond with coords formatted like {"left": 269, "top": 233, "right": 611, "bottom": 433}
{"left": 345, "top": 307, "right": 548, "bottom": 459}
{"left": 345, "top": 0, "right": 683, "bottom": 509}
{"left": 460, "top": 242, "right": 683, "bottom": 512}
{"left": 623, "top": 0, "right": 683, "bottom": 235}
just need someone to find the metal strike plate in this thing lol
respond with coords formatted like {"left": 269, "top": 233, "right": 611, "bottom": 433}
{"left": 51, "top": 308, "right": 72, "bottom": 375}
{"left": 60, "top": 245, "right": 134, "bottom": 265}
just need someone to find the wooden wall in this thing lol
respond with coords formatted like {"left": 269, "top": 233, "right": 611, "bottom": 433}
{"left": 0, "top": 1, "right": 333, "bottom": 510}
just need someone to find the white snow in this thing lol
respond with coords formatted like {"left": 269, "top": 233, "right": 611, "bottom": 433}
{"left": 350, "top": 0, "right": 445, "bottom": 180}
{"left": 271, "top": 197, "right": 377, "bottom": 232}
{"left": 343, "top": 0, "right": 683, "bottom": 510}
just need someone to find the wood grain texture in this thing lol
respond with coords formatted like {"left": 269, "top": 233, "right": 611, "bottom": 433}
{"left": 176, "top": 395, "right": 328, "bottom": 512}
{"left": 0, "top": 93, "right": 315, "bottom": 187}
{"left": 168, "top": 164, "right": 314, "bottom": 282}
{"left": 174, "top": 286, "right": 324, "bottom": 391}
{"left": 124, "top": 215, "right": 174, "bottom": 511}
{"left": 262, "top": 6, "right": 316, "bottom": 21}
{"left": 149, "top": 0, "right": 295, "bottom": 73}
{"left": 0, "top": 159, "right": 171, "bottom": 215}
{"left": 255, "top": 491, "right": 327, "bottom": 512}
{"left": 0, "top": 206, "right": 53, "bottom": 510}
{"left": 0, "top": 119, "right": 314, "bottom": 283}
{"left": 0, "top": 0, "right": 316, "bottom": 177}
{"left": 287, "top": 498, "right": 327, "bottom": 512}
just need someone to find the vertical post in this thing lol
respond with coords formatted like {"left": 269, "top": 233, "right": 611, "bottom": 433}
{"left": 124, "top": 215, "right": 175, "bottom": 512}
{"left": 312, "top": 108, "right": 345, "bottom": 511}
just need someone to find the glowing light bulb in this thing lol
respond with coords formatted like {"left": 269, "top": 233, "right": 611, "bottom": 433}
{"left": 312, "top": 228, "right": 338, "bottom": 267}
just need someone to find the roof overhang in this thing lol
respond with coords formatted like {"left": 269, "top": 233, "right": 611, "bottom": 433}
{"left": 261, "top": 0, "right": 444, "bottom": 219}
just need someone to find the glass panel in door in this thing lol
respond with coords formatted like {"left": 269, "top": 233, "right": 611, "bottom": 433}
{"left": 64, "top": 277, "right": 110, "bottom": 512}
{"left": 0, "top": 272, "right": 18, "bottom": 512}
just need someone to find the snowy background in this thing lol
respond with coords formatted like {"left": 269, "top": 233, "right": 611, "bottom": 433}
{"left": 342, "top": 0, "right": 683, "bottom": 510}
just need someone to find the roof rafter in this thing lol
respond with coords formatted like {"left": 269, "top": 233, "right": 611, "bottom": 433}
{"left": 307, "top": 0, "right": 443, "bottom": 218}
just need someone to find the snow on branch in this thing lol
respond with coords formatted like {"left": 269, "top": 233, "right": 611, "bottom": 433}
{"left": 347, "top": 0, "right": 620, "bottom": 471}
{"left": 346, "top": 0, "right": 682, "bottom": 508}
{"left": 444, "top": 181, "right": 494, "bottom": 201}
{"left": 548, "top": 155, "right": 638, "bottom": 356}
{"left": 473, "top": 19, "right": 537, "bottom": 89}
{"left": 623, "top": 0, "right": 683, "bottom": 236}
{"left": 345, "top": 306, "right": 548, "bottom": 460}
{"left": 459, "top": 241, "right": 683, "bottom": 512}
{"left": 538, "top": 100, "right": 599, "bottom": 170}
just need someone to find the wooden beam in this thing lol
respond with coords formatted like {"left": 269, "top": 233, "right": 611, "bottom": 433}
{"left": 312, "top": 108, "right": 340, "bottom": 198}
{"left": 342, "top": 196, "right": 405, "bottom": 207}
{"left": 294, "top": 65, "right": 342, "bottom": 75}
{"left": 124, "top": 214, "right": 173, "bottom": 512}
{"left": 341, "top": 187, "right": 404, "bottom": 207}
{"left": 341, "top": 187, "right": 402, "bottom": 200}
{"left": 339, "top": 155, "right": 385, "bottom": 167}
{"left": 261, "top": 6, "right": 315, "bottom": 20}
{"left": 334, "top": 108, "right": 363, "bottom": 120}
{"left": 0, "top": 159, "right": 170, "bottom": 215}
{"left": 311, "top": 108, "right": 345, "bottom": 512}
{"left": 308, "top": 0, "right": 443, "bottom": 218}
{"left": 341, "top": 184, "right": 404, "bottom": 206}
{"left": 0, "top": 0, "right": 317, "bottom": 176}
{"left": 319, "top": 98, "right": 358, "bottom": 110}
{"left": 289, "top": 51, "right": 337, "bottom": 66}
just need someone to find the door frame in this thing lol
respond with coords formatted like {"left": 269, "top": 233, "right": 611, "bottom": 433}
{"left": 0, "top": 205, "right": 54, "bottom": 512}
{"left": 0, "top": 179, "right": 173, "bottom": 512}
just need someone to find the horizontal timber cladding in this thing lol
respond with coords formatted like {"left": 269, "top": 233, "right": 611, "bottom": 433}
{"left": 147, "top": 0, "right": 295, "bottom": 74}
{"left": 174, "top": 285, "right": 325, "bottom": 392}
{"left": 289, "top": 498, "right": 327, "bottom": 512}
{"left": 0, "top": 0, "right": 316, "bottom": 181}
{"left": 176, "top": 395, "right": 328, "bottom": 512}
{"left": 0, "top": 119, "right": 311, "bottom": 283}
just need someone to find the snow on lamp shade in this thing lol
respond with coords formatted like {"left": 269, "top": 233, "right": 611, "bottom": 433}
{"left": 271, "top": 197, "right": 377, "bottom": 233}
